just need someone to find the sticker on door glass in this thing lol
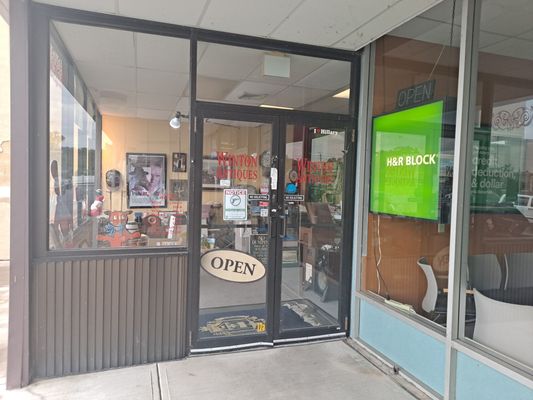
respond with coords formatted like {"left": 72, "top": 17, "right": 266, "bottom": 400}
{"left": 223, "top": 189, "right": 248, "bottom": 221}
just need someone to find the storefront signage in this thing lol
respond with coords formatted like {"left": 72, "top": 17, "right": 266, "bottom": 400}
{"left": 284, "top": 194, "right": 304, "bottom": 202}
{"left": 396, "top": 80, "right": 435, "bottom": 109}
{"left": 248, "top": 194, "right": 270, "bottom": 201}
{"left": 370, "top": 100, "right": 443, "bottom": 220}
{"left": 200, "top": 249, "right": 266, "bottom": 283}
{"left": 297, "top": 158, "right": 335, "bottom": 184}
{"left": 216, "top": 152, "right": 258, "bottom": 180}
{"left": 223, "top": 188, "right": 248, "bottom": 221}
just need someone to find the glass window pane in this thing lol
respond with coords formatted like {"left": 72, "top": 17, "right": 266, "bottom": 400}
{"left": 279, "top": 123, "right": 346, "bottom": 331}
{"left": 361, "top": 0, "right": 462, "bottom": 328}
{"left": 198, "top": 118, "right": 271, "bottom": 341}
{"left": 197, "top": 42, "right": 350, "bottom": 114}
{"left": 461, "top": 0, "right": 533, "bottom": 369}
{"left": 49, "top": 22, "right": 190, "bottom": 250}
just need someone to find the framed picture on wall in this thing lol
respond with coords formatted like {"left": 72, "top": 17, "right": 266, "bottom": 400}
{"left": 126, "top": 153, "right": 167, "bottom": 208}
{"left": 202, "top": 157, "right": 230, "bottom": 189}
{"left": 169, "top": 179, "right": 188, "bottom": 201}
{"left": 172, "top": 152, "right": 187, "bottom": 172}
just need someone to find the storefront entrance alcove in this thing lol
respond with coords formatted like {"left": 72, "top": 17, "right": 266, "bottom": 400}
{"left": 191, "top": 104, "right": 355, "bottom": 351}
{"left": 17, "top": 1, "right": 359, "bottom": 383}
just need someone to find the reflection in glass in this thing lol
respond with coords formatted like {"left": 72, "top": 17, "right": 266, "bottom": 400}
{"left": 362, "top": 0, "right": 461, "bottom": 327}
{"left": 48, "top": 22, "right": 190, "bottom": 250}
{"left": 198, "top": 119, "right": 271, "bottom": 341}
{"left": 462, "top": 0, "right": 533, "bottom": 369}
{"left": 279, "top": 124, "right": 345, "bottom": 330}
{"left": 197, "top": 42, "right": 350, "bottom": 114}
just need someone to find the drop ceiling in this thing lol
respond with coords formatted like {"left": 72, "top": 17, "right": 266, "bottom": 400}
{"left": 46, "top": 0, "right": 448, "bottom": 120}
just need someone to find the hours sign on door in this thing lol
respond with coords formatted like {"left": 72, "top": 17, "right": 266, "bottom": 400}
{"left": 223, "top": 188, "right": 248, "bottom": 221}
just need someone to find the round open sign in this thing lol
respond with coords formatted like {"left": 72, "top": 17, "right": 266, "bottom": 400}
{"left": 200, "top": 249, "right": 266, "bottom": 283}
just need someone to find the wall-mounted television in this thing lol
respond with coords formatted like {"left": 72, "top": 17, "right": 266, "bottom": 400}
{"left": 370, "top": 100, "right": 451, "bottom": 221}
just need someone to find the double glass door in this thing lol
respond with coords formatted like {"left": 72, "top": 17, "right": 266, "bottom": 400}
{"left": 194, "top": 110, "right": 350, "bottom": 350}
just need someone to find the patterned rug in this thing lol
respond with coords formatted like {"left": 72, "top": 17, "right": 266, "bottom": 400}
{"left": 198, "top": 299, "right": 337, "bottom": 339}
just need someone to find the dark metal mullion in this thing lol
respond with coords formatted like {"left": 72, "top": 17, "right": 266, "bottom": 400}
{"left": 32, "top": 3, "right": 358, "bottom": 62}
{"left": 186, "top": 32, "right": 201, "bottom": 351}
{"left": 338, "top": 58, "right": 361, "bottom": 333}
{"left": 270, "top": 117, "right": 286, "bottom": 340}
{"left": 339, "top": 121, "right": 356, "bottom": 333}
{"left": 33, "top": 3, "right": 192, "bottom": 40}
{"left": 195, "top": 30, "right": 356, "bottom": 62}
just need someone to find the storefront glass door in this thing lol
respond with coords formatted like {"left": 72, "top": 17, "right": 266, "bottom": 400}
{"left": 278, "top": 123, "right": 347, "bottom": 335}
{"left": 194, "top": 112, "right": 351, "bottom": 349}
{"left": 196, "top": 114, "right": 277, "bottom": 348}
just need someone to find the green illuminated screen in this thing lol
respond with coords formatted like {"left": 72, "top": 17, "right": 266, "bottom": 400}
{"left": 370, "top": 100, "right": 443, "bottom": 220}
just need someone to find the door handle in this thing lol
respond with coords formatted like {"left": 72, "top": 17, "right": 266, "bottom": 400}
{"left": 279, "top": 215, "right": 287, "bottom": 238}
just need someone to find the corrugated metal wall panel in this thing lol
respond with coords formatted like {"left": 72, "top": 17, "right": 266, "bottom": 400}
{"left": 31, "top": 254, "right": 188, "bottom": 378}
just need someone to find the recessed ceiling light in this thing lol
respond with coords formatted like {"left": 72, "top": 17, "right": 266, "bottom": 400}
{"left": 259, "top": 104, "right": 294, "bottom": 110}
{"left": 333, "top": 89, "right": 350, "bottom": 99}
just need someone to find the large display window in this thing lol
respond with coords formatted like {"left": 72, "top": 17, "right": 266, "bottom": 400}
{"left": 48, "top": 22, "right": 190, "bottom": 250}
{"left": 361, "top": 0, "right": 461, "bottom": 328}
{"left": 459, "top": 0, "right": 533, "bottom": 371}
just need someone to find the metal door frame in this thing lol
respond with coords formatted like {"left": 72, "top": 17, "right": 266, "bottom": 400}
{"left": 190, "top": 102, "right": 356, "bottom": 350}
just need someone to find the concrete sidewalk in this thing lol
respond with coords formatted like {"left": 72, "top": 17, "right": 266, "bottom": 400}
{"left": 3, "top": 340, "right": 427, "bottom": 400}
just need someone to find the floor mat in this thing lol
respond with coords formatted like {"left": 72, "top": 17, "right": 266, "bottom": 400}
{"left": 198, "top": 299, "right": 337, "bottom": 339}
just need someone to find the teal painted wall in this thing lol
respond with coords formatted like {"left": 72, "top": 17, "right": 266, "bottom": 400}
{"left": 359, "top": 300, "right": 446, "bottom": 395}
{"left": 456, "top": 352, "right": 533, "bottom": 400}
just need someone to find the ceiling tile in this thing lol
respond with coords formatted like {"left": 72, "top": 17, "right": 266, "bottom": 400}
{"left": 136, "top": 92, "right": 177, "bottom": 111}
{"left": 295, "top": 60, "right": 350, "bottom": 91}
{"left": 246, "top": 54, "right": 328, "bottom": 85}
{"left": 197, "top": 44, "right": 263, "bottom": 81}
{"left": 390, "top": 17, "right": 441, "bottom": 41}
{"left": 265, "top": 86, "right": 331, "bottom": 109}
{"left": 136, "top": 69, "right": 189, "bottom": 97}
{"left": 480, "top": 4, "right": 533, "bottom": 36}
{"left": 478, "top": 31, "right": 508, "bottom": 50}
{"left": 419, "top": 0, "right": 458, "bottom": 22}
{"left": 136, "top": 33, "right": 190, "bottom": 73}
{"left": 77, "top": 62, "right": 136, "bottom": 93}
{"left": 175, "top": 97, "right": 190, "bottom": 113}
{"left": 54, "top": 22, "right": 135, "bottom": 67}
{"left": 335, "top": 0, "right": 442, "bottom": 50}
{"left": 94, "top": 90, "right": 136, "bottom": 117}
{"left": 224, "top": 81, "right": 287, "bottom": 105}
{"left": 518, "top": 29, "right": 533, "bottom": 41}
{"left": 199, "top": 0, "right": 301, "bottom": 37}
{"left": 271, "top": 0, "right": 392, "bottom": 47}
{"left": 482, "top": 37, "right": 533, "bottom": 61}
{"left": 196, "top": 76, "right": 238, "bottom": 101}
{"left": 304, "top": 97, "right": 349, "bottom": 114}
{"left": 35, "top": 0, "right": 116, "bottom": 14}
{"left": 117, "top": 0, "right": 208, "bottom": 26}
{"left": 136, "top": 108, "right": 173, "bottom": 120}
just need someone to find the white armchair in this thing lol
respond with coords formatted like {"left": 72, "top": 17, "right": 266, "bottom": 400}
{"left": 473, "top": 289, "right": 533, "bottom": 367}
{"left": 504, "top": 252, "right": 533, "bottom": 289}
{"left": 467, "top": 254, "right": 503, "bottom": 290}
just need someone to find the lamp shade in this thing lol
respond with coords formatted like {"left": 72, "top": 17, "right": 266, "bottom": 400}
{"left": 169, "top": 115, "right": 181, "bottom": 129}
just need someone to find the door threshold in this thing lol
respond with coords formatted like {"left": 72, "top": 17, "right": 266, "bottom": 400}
{"left": 191, "top": 342, "right": 274, "bottom": 354}
{"left": 274, "top": 332, "right": 346, "bottom": 344}
{"left": 191, "top": 332, "right": 347, "bottom": 355}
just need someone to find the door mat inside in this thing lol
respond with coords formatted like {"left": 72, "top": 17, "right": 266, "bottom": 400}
{"left": 198, "top": 299, "right": 337, "bottom": 339}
